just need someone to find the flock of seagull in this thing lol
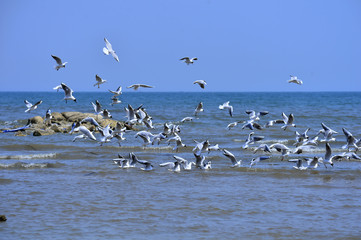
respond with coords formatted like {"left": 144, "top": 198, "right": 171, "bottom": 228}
{"left": 21, "top": 37, "right": 361, "bottom": 172}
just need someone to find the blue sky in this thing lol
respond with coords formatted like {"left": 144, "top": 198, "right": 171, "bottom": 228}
{"left": 1, "top": 0, "right": 360, "bottom": 92}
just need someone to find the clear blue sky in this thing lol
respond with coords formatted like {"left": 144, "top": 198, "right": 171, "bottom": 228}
{"left": 1, "top": 0, "right": 360, "bottom": 92}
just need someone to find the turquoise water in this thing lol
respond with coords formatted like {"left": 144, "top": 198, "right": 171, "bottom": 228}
{"left": 1, "top": 92, "right": 361, "bottom": 239}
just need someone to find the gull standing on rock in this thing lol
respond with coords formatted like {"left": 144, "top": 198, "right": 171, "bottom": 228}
{"left": 24, "top": 100, "right": 42, "bottom": 113}
{"left": 193, "top": 80, "right": 207, "bottom": 89}
{"left": 103, "top": 38, "right": 119, "bottom": 62}
{"left": 94, "top": 74, "right": 107, "bottom": 88}
{"left": 180, "top": 57, "right": 197, "bottom": 65}
{"left": 51, "top": 55, "right": 67, "bottom": 71}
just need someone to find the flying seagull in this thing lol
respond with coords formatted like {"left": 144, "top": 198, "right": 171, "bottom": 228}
{"left": 193, "top": 80, "right": 207, "bottom": 89}
{"left": 288, "top": 75, "right": 303, "bottom": 85}
{"left": 24, "top": 100, "right": 42, "bottom": 113}
{"left": 51, "top": 55, "right": 67, "bottom": 71}
{"left": 60, "top": 83, "right": 76, "bottom": 103}
{"left": 219, "top": 101, "right": 233, "bottom": 117}
{"left": 180, "top": 57, "right": 197, "bottom": 65}
{"left": 127, "top": 84, "right": 154, "bottom": 90}
{"left": 94, "top": 74, "right": 107, "bottom": 88}
{"left": 103, "top": 38, "right": 119, "bottom": 62}
{"left": 108, "top": 86, "right": 122, "bottom": 96}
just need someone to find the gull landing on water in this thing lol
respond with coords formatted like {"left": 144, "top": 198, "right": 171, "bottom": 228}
{"left": 180, "top": 57, "right": 197, "bottom": 65}
{"left": 288, "top": 75, "right": 303, "bottom": 85}
{"left": 94, "top": 74, "right": 107, "bottom": 88}
{"left": 103, "top": 38, "right": 119, "bottom": 62}
{"left": 51, "top": 55, "right": 67, "bottom": 71}
{"left": 24, "top": 100, "right": 42, "bottom": 113}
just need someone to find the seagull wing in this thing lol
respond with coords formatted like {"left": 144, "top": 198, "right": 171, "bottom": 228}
{"left": 51, "top": 55, "right": 62, "bottom": 65}
{"left": 24, "top": 100, "right": 32, "bottom": 108}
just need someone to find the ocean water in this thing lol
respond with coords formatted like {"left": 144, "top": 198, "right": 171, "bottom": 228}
{"left": 1, "top": 91, "right": 361, "bottom": 239}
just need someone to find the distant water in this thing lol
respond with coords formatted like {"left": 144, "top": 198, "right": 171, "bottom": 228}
{"left": 1, "top": 91, "right": 361, "bottom": 239}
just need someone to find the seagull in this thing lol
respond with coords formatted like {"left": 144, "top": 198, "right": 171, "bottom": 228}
{"left": 70, "top": 123, "right": 96, "bottom": 141}
{"left": 253, "top": 144, "right": 271, "bottom": 154}
{"left": 111, "top": 96, "right": 122, "bottom": 106}
{"left": 288, "top": 75, "right": 303, "bottom": 85}
{"left": 103, "top": 38, "right": 119, "bottom": 62}
{"left": 53, "top": 84, "right": 63, "bottom": 92}
{"left": 269, "top": 143, "right": 290, "bottom": 160}
{"left": 304, "top": 157, "right": 321, "bottom": 169}
{"left": 342, "top": 128, "right": 359, "bottom": 151}
{"left": 222, "top": 149, "right": 242, "bottom": 167}
{"left": 173, "top": 156, "right": 196, "bottom": 170}
{"left": 226, "top": 121, "right": 239, "bottom": 130}
{"left": 318, "top": 123, "right": 337, "bottom": 142}
{"left": 80, "top": 117, "right": 101, "bottom": 127}
{"left": 194, "top": 102, "right": 204, "bottom": 116}
{"left": 24, "top": 100, "right": 42, "bottom": 113}
{"left": 180, "top": 57, "right": 197, "bottom": 65}
{"left": 264, "top": 119, "right": 285, "bottom": 128}
{"left": 181, "top": 117, "right": 194, "bottom": 123}
{"left": 108, "top": 86, "right": 122, "bottom": 96}
{"left": 91, "top": 100, "right": 103, "bottom": 115}
{"left": 193, "top": 80, "right": 207, "bottom": 89}
{"left": 294, "top": 128, "right": 311, "bottom": 146}
{"left": 193, "top": 153, "right": 205, "bottom": 168}
{"left": 137, "top": 159, "right": 154, "bottom": 171}
{"left": 193, "top": 139, "right": 210, "bottom": 155}
{"left": 51, "top": 55, "right": 67, "bottom": 71}
{"left": 249, "top": 156, "right": 270, "bottom": 168}
{"left": 198, "top": 157, "right": 212, "bottom": 170}
{"left": 135, "top": 131, "right": 154, "bottom": 146}
{"left": 281, "top": 112, "right": 296, "bottom": 131}
{"left": 127, "top": 84, "right": 154, "bottom": 90}
{"left": 159, "top": 161, "right": 181, "bottom": 172}
{"left": 242, "top": 132, "right": 264, "bottom": 149}
{"left": 241, "top": 120, "right": 263, "bottom": 131}
{"left": 43, "top": 108, "right": 52, "bottom": 124}
{"left": 288, "top": 159, "right": 307, "bottom": 170}
{"left": 245, "top": 110, "right": 269, "bottom": 121}
{"left": 60, "top": 83, "right": 76, "bottom": 103}
{"left": 94, "top": 74, "right": 107, "bottom": 88}
{"left": 319, "top": 142, "right": 335, "bottom": 168}
{"left": 219, "top": 101, "right": 233, "bottom": 117}
{"left": 102, "top": 109, "right": 112, "bottom": 119}
{"left": 208, "top": 144, "right": 221, "bottom": 153}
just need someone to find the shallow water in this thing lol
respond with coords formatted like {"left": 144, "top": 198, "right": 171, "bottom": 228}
{"left": 1, "top": 92, "right": 361, "bottom": 239}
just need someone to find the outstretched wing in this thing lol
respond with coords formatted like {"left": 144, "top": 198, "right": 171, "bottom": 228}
{"left": 51, "top": 55, "right": 62, "bottom": 65}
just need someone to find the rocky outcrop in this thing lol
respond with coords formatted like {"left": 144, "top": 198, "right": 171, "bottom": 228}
{"left": 3, "top": 112, "right": 129, "bottom": 137}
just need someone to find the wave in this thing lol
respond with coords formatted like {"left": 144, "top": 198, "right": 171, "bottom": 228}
{"left": 0, "top": 161, "right": 63, "bottom": 169}
{"left": 0, "top": 153, "right": 57, "bottom": 160}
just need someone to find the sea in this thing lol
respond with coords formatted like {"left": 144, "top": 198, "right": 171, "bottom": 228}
{"left": 0, "top": 91, "right": 361, "bottom": 239}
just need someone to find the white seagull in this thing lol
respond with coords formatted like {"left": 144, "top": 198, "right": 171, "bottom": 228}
{"left": 219, "top": 101, "right": 233, "bottom": 117}
{"left": 288, "top": 75, "right": 303, "bottom": 85}
{"left": 249, "top": 156, "right": 270, "bottom": 168}
{"left": 288, "top": 159, "right": 307, "bottom": 170}
{"left": 24, "top": 100, "right": 42, "bottom": 113}
{"left": 60, "top": 83, "right": 76, "bottom": 103}
{"left": 193, "top": 80, "right": 207, "bottom": 89}
{"left": 180, "top": 57, "right": 197, "bottom": 65}
{"left": 108, "top": 86, "right": 122, "bottom": 96}
{"left": 51, "top": 55, "right": 67, "bottom": 71}
{"left": 222, "top": 149, "right": 242, "bottom": 167}
{"left": 281, "top": 112, "right": 296, "bottom": 131}
{"left": 94, "top": 74, "right": 107, "bottom": 88}
{"left": 194, "top": 102, "right": 204, "bottom": 116}
{"left": 103, "top": 38, "right": 119, "bottom": 62}
{"left": 127, "top": 84, "right": 154, "bottom": 90}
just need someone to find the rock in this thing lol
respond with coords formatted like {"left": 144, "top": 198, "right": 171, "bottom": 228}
{"left": 14, "top": 131, "right": 27, "bottom": 136}
{"left": 50, "top": 125, "right": 62, "bottom": 133}
{"left": 100, "top": 119, "right": 119, "bottom": 128}
{"left": 0, "top": 215, "right": 6, "bottom": 221}
{"left": 29, "top": 116, "right": 43, "bottom": 124}
{"left": 33, "top": 129, "right": 55, "bottom": 136}
{"left": 51, "top": 112, "right": 65, "bottom": 121}
{"left": 62, "top": 112, "right": 101, "bottom": 122}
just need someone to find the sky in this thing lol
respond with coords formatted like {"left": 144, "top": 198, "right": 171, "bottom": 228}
{"left": 0, "top": 0, "right": 360, "bottom": 92}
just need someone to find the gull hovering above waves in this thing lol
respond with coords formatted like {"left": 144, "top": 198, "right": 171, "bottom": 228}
{"left": 222, "top": 149, "right": 242, "bottom": 167}
{"left": 208, "top": 144, "right": 221, "bottom": 153}
{"left": 294, "top": 128, "right": 311, "bottom": 146}
{"left": 194, "top": 102, "right": 204, "bottom": 116}
{"left": 319, "top": 142, "right": 335, "bottom": 168}
{"left": 60, "top": 83, "right": 76, "bottom": 103}
{"left": 70, "top": 123, "right": 96, "bottom": 141}
{"left": 242, "top": 132, "right": 264, "bottom": 149}
{"left": 181, "top": 117, "right": 194, "bottom": 123}
{"left": 127, "top": 84, "right": 153, "bottom": 91}
{"left": 304, "top": 157, "right": 321, "bottom": 169}
{"left": 253, "top": 144, "right": 271, "bottom": 154}
{"left": 288, "top": 159, "right": 307, "bottom": 170}
{"left": 193, "top": 80, "right": 207, "bottom": 89}
{"left": 111, "top": 96, "right": 122, "bottom": 106}
{"left": 24, "top": 100, "right": 42, "bottom": 113}
{"left": 318, "top": 123, "right": 337, "bottom": 142}
{"left": 51, "top": 55, "right": 67, "bottom": 71}
{"left": 94, "top": 74, "right": 107, "bottom": 88}
{"left": 249, "top": 156, "right": 270, "bottom": 168}
{"left": 180, "top": 57, "right": 197, "bottom": 65}
{"left": 219, "top": 101, "right": 233, "bottom": 117}
{"left": 103, "top": 38, "right": 119, "bottom": 62}
{"left": 269, "top": 143, "right": 290, "bottom": 160}
{"left": 288, "top": 75, "right": 303, "bottom": 85}
{"left": 193, "top": 139, "right": 210, "bottom": 155}
{"left": 281, "top": 112, "right": 296, "bottom": 131}
{"left": 341, "top": 128, "right": 360, "bottom": 151}
{"left": 245, "top": 110, "right": 269, "bottom": 121}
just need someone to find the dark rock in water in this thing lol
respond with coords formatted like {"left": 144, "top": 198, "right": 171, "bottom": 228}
{"left": 33, "top": 129, "right": 55, "bottom": 136}
{"left": 0, "top": 215, "right": 7, "bottom": 221}
{"left": 51, "top": 112, "right": 65, "bottom": 121}
{"left": 33, "top": 130, "right": 42, "bottom": 136}
{"left": 30, "top": 116, "right": 43, "bottom": 124}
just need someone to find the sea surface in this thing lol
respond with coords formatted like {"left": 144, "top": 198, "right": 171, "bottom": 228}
{"left": 1, "top": 91, "right": 361, "bottom": 239}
